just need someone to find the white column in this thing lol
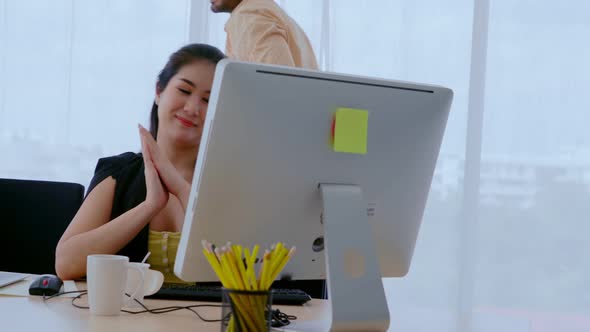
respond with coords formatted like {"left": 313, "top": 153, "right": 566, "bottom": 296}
{"left": 457, "top": 0, "right": 491, "bottom": 331}
{"left": 63, "top": 0, "right": 75, "bottom": 144}
{"left": 319, "top": 0, "right": 331, "bottom": 71}
{"left": 0, "top": 0, "right": 6, "bottom": 131}
{"left": 185, "top": 0, "right": 209, "bottom": 43}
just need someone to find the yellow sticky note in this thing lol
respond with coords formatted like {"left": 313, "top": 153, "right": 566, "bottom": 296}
{"left": 332, "top": 108, "right": 368, "bottom": 154}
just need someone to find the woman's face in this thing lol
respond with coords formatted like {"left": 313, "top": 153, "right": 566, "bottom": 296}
{"left": 155, "top": 60, "right": 216, "bottom": 148}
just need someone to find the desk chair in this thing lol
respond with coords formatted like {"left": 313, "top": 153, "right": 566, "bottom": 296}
{"left": 0, "top": 178, "right": 84, "bottom": 274}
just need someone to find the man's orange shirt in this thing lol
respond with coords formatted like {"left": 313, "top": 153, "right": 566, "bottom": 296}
{"left": 225, "top": 0, "right": 319, "bottom": 70}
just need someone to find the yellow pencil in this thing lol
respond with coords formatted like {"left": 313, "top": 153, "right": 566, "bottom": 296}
{"left": 258, "top": 250, "right": 270, "bottom": 290}
{"left": 269, "top": 245, "right": 288, "bottom": 279}
{"left": 249, "top": 245, "right": 260, "bottom": 290}
{"left": 269, "top": 247, "right": 296, "bottom": 286}
{"left": 244, "top": 247, "right": 258, "bottom": 290}
{"left": 220, "top": 250, "right": 238, "bottom": 289}
{"left": 227, "top": 248, "right": 248, "bottom": 290}
{"left": 202, "top": 249, "right": 228, "bottom": 286}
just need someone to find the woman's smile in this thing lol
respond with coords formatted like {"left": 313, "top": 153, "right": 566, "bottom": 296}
{"left": 175, "top": 115, "right": 196, "bottom": 128}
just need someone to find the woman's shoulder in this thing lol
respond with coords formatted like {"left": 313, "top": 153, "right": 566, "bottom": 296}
{"left": 95, "top": 152, "right": 142, "bottom": 173}
{"left": 94, "top": 152, "right": 143, "bottom": 174}
{"left": 87, "top": 152, "right": 143, "bottom": 193}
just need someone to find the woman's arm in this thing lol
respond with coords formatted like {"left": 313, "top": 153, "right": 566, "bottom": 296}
{"left": 55, "top": 134, "right": 169, "bottom": 280}
{"left": 55, "top": 178, "right": 158, "bottom": 280}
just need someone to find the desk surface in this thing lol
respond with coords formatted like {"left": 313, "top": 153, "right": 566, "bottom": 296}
{"left": 0, "top": 281, "right": 331, "bottom": 332}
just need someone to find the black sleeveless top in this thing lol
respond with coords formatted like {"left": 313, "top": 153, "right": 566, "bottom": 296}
{"left": 87, "top": 152, "right": 326, "bottom": 298}
{"left": 87, "top": 152, "right": 149, "bottom": 262}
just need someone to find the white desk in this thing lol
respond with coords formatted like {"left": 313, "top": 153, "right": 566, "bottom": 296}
{"left": 0, "top": 281, "right": 330, "bottom": 332}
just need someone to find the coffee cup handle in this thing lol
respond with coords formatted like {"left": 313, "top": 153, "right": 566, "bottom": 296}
{"left": 143, "top": 270, "right": 164, "bottom": 296}
{"left": 124, "top": 264, "right": 145, "bottom": 306}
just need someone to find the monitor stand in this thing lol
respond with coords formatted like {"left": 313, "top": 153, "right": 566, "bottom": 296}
{"left": 320, "top": 184, "right": 390, "bottom": 331}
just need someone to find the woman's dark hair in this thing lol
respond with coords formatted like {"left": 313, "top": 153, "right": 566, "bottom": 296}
{"left": 149, "top": 43, "right": 226, "bottom": 139}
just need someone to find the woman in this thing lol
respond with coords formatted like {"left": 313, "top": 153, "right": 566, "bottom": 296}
{"left": 55, "top": 43, "right": 225, "bottom": 282}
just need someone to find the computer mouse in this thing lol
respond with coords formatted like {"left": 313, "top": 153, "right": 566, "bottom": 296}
{"left": 29, "top": 274, "right": 63, "bottom": 296}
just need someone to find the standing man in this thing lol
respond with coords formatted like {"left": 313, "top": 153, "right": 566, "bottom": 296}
{"left": 209, "top": 1, "right": 323, "bottom": 298}
{"left": 210, "top": 0, "right": 319, "bottom": 70}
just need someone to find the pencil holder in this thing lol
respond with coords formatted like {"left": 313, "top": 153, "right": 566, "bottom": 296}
{"left": 221, "top": 288, "right": 272, "bottom": 332}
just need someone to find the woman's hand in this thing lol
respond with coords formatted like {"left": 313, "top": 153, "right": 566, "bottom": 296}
{"left": 138, "top": 125, "right": 190, "bottom": 209}
{"left": 140, "top": 126, "right": 169, "bottom": 213}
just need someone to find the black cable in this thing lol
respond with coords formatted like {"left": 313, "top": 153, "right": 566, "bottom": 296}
{"left": 71, "top": 291, "right": 89, "bottom": 309}
{"left": 42, "top": 290, "right": 88, "bottom": 302}
{"left": 269, "top": 308, "right": 297, "bottom": 327}
{"left": 117, "top": 294, "right": 224, "bottom": 322}
{"left": 42, "top": 290, "right": 295, "bottom": 326}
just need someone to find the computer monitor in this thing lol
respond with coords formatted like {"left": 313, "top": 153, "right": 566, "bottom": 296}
{"left": 175, "top": 60, "right": 452, "bottom": 330}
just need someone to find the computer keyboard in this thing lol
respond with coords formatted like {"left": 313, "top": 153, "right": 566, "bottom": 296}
{"left": 147, "top": 283, "right": 312, "bottom": 306}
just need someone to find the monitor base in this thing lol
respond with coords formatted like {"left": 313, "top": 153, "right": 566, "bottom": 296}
{"left": 320, "top": 184, "right": 390, "bottom": 331}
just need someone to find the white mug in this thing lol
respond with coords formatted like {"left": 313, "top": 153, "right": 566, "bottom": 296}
{"left": 124, "top": 262, "right": 164, "bottom": 308}
{"left": 86, "top": 255, "right": 144, "bottom": 316}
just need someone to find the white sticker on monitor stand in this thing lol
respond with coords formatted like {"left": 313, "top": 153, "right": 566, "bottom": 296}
{"left": 367, "top": 202, "right": 376, "bottom": 217}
